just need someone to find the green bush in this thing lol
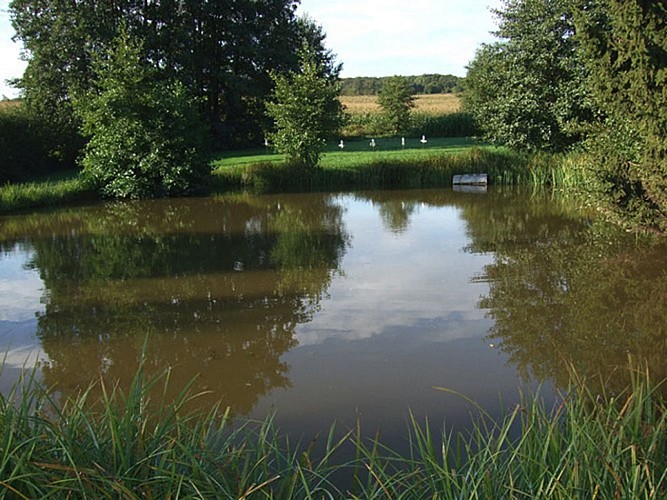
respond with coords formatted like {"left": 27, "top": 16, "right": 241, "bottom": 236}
{"left": 76, "top": 30, "right": 210, "bottom": 199}
{"left": 341, "top": 112, "right": 478, "bottom": 139}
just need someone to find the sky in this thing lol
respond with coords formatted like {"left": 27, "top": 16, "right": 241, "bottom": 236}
{"left": 0, "top": 0, "right": 502, "bottom": 98}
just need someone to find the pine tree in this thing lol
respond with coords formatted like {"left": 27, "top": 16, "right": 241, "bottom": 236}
{"left": 575, "top": 0, "right": 667, "bottom": 232}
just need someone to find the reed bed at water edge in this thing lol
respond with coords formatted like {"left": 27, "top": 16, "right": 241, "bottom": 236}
{"left": 213, "top": 147, "right": 582, "bottom": 194}
{"left": 1, "top": 359, "right": 665, "bottom": 498}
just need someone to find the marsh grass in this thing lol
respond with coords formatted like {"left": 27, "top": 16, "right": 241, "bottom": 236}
{"left": 1, "top": 359, "right": 665, "bottom": 498}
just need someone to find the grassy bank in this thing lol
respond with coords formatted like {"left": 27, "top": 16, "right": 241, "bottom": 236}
{"left": 0, "top": 139, "right": 580, "bottom": 214}
{"left": 0, "top": 173, "right": 94, "bottom": 213}
{"left": 212, "top": 138, "right": 580, "bottom": 194}
{"left": 1, "top": 362, "right": 665, "bottom": 497}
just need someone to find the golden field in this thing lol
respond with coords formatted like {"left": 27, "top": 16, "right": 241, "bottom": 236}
{"left": 340, "top": 93, "right": 462, "bottom": 115}
{"left": 0, "top": 99, "right": 21, "bottom": 110}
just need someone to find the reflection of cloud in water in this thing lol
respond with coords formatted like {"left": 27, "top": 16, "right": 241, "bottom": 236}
{"left": 296, "top": 313, "right": 492, "bottom": 346}
{"left": 0, "top": 250, "right": 44, "bottom": 322}
{"left": 295, "top": 201, "right": 494, "bottom": 346}
{"left": 0, "top": 319, "right": 46, "bottom": 396}
{"left": 0, "top": 250, "right": 47, "bottom": 393}
{"left": 0, "top": 319, "right": 45, "bottom": 366}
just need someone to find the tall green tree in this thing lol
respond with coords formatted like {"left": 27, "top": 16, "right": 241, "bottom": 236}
{"left": 265, "top": 40, "right": 344, "bottom": 168}
{"left": 74, "top": 29, "right": 209, "bottom": 199}
{"left": 377, "top": 76, "right": 415, "bottom": 134}
{"left": 464, "top": 0, "right": 594, "bottom": 152}
{"left": 9, "top": 0, "right": 312, "bottom": 152}
{"left": 574, "top": 0, "right": 667, "bottom": 233}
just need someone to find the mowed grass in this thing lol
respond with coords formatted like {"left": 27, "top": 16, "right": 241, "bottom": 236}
{"left": 340, "top": 93, "right": 462, "bottom": 115}
{"left": 212, "top": 136, "right": 483, "bottom": 170}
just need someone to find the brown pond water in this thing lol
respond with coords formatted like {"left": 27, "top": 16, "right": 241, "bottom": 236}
{"left": 1, "top": 188, "right": 666, "bottom": 448}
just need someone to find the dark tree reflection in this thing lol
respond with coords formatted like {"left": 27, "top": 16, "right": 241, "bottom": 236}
{"left": 16, "top": 194, "right": 348, "bottom": 414}
{"left": 472, "top": 203, "right": 667, "bottom": 392}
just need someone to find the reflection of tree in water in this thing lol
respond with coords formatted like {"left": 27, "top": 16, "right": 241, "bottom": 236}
{"left": 374, "top": 198, "right": 418, "bottom": 234}
{"left": 470, "top": 200, "right": 667, "bottom": 393}
{"left": 21, "top": 195, "right": 348, "bottom": 414}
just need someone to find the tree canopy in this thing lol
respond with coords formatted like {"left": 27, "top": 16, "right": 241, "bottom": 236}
{"left": 464, "top": 0, "right": 666, "bottom": 233}
{"left": 75, "top": 29, "right": 209, "bottom": 198}
{"left": 464, "top": 0, "right": 593, "bottom": 153}
{"left": 575, "top": 0, "right": 667, "bottom": 233}
{"left": 340, "top": 74, "right": 465, "bottom": 96}
{"left": 9, "top": 0, "right": 332, "bottom": 151}
{"left": 377, "top": 76, "right": 415, "bottom": 135}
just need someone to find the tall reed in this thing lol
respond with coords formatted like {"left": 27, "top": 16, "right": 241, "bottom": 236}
{"left": 0, "top": 177, "right": 93, "bottom": 213}
{"left": 1, "top": 359, "right": 665, "bottom": 497}
{"left": 214, "top": 147, "right": 581, "bottom": 194}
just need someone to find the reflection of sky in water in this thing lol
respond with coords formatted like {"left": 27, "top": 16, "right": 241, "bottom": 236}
{"left": 0, "top": 247, "right": 46, "bottom": 378}
{"left": 253, "top": 195, "right": 523, "bottom": 448}
{"left": 296, "top": 198, "right": 494, "bottom": 346}
{"left": 0, "top": 247, "right": 44, "bottom": 321}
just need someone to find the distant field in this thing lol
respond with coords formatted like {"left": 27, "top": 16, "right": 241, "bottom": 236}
{"left": 0, "top": 99, "right": 21, "bottom": 111}
{"left": 340, "top": 93, "right": 462, "bottom": 115}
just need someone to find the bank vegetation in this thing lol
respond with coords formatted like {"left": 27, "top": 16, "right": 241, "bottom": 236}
{"left": 1, "top": 360, "right": 665, "bottom": 498}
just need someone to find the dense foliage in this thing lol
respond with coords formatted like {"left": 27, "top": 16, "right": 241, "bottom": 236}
{"left": 9, "top": 0, "right": 330, "bottom": 154}
{"left": 266, "top": 42, "right": 345, "bottom": 168}
{"left": 575, "top": 0, "right": 667, "bottom": 233}
{"left": 464, "top": 0, "right": 593, "bottom": 153}
{"left": 75, "top": 30, "right": 209, "bottom": 198}
{"left": 0, "top": 103, "right": 62, "bottom": 182}
{"left": 341, "top": 74, "right": 465, "bottom": 96}
{"left": 377, "top": 76, "right": 415, "bottom": 134}
{"left": 465, "top": 0, "right": 666, "bottom": 233}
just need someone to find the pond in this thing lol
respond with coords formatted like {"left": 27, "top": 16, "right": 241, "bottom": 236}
{"left": 1, "top": 188, "right": 666, "bottom": 451}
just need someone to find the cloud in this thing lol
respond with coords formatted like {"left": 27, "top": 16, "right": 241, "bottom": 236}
{"left": 298, "top": 0, "right": 503, "bottom": 77}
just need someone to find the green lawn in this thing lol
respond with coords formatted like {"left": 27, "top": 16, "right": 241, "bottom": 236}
{"left": 212, "top": 137, "right": 489, "bottom": 170}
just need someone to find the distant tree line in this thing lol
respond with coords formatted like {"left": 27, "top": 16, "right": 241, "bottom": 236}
{"left": 340, "top": 74, "right": 464, "bottom": 96}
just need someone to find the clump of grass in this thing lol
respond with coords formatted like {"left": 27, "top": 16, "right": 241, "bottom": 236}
{"left": 1, "top": 358, "right": 666, "bottom": 497}
{"left": 0, "top": 176, "right": 94, "bottom": 213}
{"left": 0, "top": 359, "right": 351, "bottom": 498}
{"left": 353, "top": 365, "right": 667, "bottom": 498}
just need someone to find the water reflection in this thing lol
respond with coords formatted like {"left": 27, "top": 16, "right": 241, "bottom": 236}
{"left": 3, "top": 195, "right": 348, "bottom": 413}
{"left": 0, "top": 188, "right": 665, "bottom": 437}
{"left": 478, "top": 218, "right": 667, "bottom": 392}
